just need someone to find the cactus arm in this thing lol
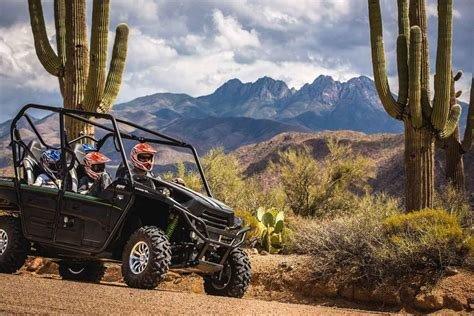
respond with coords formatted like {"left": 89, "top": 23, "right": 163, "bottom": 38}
{"left": 439, "top": 104, "right": 461, "bottom": 139}
{"left": 368, "top": 0, "right": 404, "bottom": 119}
{"left": 97, "top": 23, "right": 129, "bottom": 114}
{"left": 461, "top": 78, "right": 473, "bottom": 151}
{"left": 396, "top": 0, "right": 409, "bottom": 104}
{"left": 397, "top": 35, "right": 409, "bottom": 105}
{"left": 83, "top": 0, "right": 110, "bottom": 112}
{"left": 431, "top": 0, "right": 453, "bottom": 131}
{"left": 453, "top": 70, "right": 462, "bottom": 81}
{"left": 54, "top": 0, "right": 66, "bottom": 96}
{"left": 409, "top": 0, "right": 432, "bottom": 117}
{"left": 28, "top": 0, "right": 62, "bottom": 76}
{"left": 409, "top": 26, "right": 423, "bottom": 128}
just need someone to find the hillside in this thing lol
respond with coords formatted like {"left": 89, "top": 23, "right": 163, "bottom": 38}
{"left": 234, "top": 131, "right": 474, "bottom": 197}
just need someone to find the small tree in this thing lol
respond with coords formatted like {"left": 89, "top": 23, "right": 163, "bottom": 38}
{"left": 272, "top": 139, "right": 373, "bottom": 217}
{"left": 271, "top": 147, "right": 322, "bottom": 217}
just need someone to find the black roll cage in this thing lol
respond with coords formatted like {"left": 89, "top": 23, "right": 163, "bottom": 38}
{"left": 9, "top": 104, "right": 213, "bottom": 197}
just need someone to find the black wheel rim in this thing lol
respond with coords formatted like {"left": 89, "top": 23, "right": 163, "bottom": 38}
{"left": 211, "top": 263, "right": 232, "bottom": 290}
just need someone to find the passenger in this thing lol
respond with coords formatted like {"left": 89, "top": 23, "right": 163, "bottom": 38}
{"left": 34, "top": 149, "right": 62, "bottom": 188}
{"left": 78, "top": 151, "right": 112, "bottom": 196}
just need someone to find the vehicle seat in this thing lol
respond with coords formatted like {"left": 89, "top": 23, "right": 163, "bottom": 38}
{"left": 115, "top": 163, "right": 127, "bottom": 179}
{"left": 22, "top": 140, "right": 78, "bottom": 192}
{"left": 23, "top": 140, "right": 44, "bottom": 185}
{"left": 72, "top": 143, "right": 88, "bottom": 180}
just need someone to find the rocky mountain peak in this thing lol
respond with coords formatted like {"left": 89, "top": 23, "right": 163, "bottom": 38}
{"left": 212, "top": 78, "right": 244, "bottom": 97}
{"left": 250, "top": 76, "right": 291, "bottom": 99}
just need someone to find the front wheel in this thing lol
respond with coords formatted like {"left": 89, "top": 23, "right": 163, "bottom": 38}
{"left": 203, "top": 248, "right": 251, "bottom": 298}
{"left": 58, "top": 260, "right": 105, "bottom": 282}
{"left": 122, "top": 226, "right": 171, "bottom": 289}
{"left": 0, "top": 215, "right": 29, "bottom": 273}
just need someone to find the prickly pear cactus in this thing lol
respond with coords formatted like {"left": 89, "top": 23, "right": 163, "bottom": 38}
{"left": 256, "top": 207, "right": 286, "bottom": 254}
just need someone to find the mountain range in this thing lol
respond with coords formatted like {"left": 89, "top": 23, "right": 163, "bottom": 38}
{"left": 114, "top": 75, "right": 406, "bottom": 135}
{"left": 0, "top": 74, "right": 469, "bottom": 173}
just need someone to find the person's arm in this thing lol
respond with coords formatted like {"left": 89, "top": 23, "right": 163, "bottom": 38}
{"left": 100, "top": 173, "right": 112, "bottom": 190}
{"left": 33, "top": 174, "right": 45, "bottom": 186}
{"left": 78, "top": 177, "right": 89, "bottom": 194}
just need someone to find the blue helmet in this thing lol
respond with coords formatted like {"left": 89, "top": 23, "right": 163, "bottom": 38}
{"left": 41, "top": 149, "right": 61, "bottom": 174}
{"left": 82, "top": 144, "right": 96, "bottom": 153}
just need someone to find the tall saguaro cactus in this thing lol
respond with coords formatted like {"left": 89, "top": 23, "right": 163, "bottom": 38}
{"left": 444, "top": 76, "right": 473, "bottom": 190}
{"left": 368, "top": 0, "right": 461, "bottom": 211}
{"left": 28, "top": 0, "right": 129, "bottom": 139}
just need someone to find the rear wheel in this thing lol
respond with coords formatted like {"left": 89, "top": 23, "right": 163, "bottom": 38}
{"left": 0, "top": 215, "right": 29, "bottom": 273}
{"left": 203, "top": 248, "right": 251, "bottom": 298}
{"left": 58, "top": 260, "right": 105, "bottom": 282}
{"left": 122, "top": 226, "right": 171, "bottom": 289}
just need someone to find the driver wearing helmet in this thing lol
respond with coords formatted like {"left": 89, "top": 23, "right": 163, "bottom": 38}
{"left": 119, "top": 143, "right": 185, "bottom": 187}
{"left": 34, "top": 149, "right": 62, "bottom": 188}
{"left": 78, "top": 151, "right": 112, "bottom": 196}
{"left": 130, "top": 143, "right": 157, "bottom": 178}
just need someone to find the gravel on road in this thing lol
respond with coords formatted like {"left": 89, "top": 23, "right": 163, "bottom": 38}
{"left": 0, "top": 274, "right": 378, "bottom": 315}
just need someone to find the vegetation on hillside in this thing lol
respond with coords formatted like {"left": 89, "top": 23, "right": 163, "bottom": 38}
{"left": 166, "top": 139, "right": 472, "bottom": 281}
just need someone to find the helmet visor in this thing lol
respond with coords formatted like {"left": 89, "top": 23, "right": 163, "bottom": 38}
{"left": 137, "top": 153, "right": 154, "bottom": 163}
{"left": 91, "top": 163, "right": 106, "bottom": 173}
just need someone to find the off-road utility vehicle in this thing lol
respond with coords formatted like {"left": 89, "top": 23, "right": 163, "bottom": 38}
{"left": 0, "top": 104, "right": 251, "bottom": 297}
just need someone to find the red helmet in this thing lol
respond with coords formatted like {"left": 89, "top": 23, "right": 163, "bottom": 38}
{"left": 84, "top": 152, "right": 110, "bottom": 180}
{"left": 130, "top": 143, "right": 157, "bottom": 172}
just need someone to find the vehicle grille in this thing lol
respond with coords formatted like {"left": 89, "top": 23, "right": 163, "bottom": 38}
{"left": 200, "top": 210, "right": 229, "bottom": 230}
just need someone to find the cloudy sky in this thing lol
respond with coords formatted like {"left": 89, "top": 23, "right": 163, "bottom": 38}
{"left": 0, "top": 0, "right": 472, "bottom": 121}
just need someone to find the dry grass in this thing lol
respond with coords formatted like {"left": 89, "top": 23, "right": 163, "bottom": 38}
{"left": 288, "top": 195, "right": 472, "bottom": 283}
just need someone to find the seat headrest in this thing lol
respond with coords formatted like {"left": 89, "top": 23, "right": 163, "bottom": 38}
{"left": 73, "top": 143, "right": 98, "bottom": 165}
{"left": 26, "top": 140, "right": 45, "bottom": 163}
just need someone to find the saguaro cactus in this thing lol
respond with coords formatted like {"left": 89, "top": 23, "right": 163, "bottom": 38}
{"left": 444, "top": 76, "right": 473, "bottom": 190}
{"left": 368, "top": 0, "right": 461, "bottom": 211}
{"left": 28, "top": 0, "right": 129, "bottom": 139}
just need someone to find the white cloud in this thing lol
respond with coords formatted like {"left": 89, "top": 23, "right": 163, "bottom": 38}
{"left": 0, "top": 0, "right": 471, "bottom": 121}
{"left": 212, "top": 10, "right": 260, "bottom": 50}
{"left": 0, "top": 23, "right": 57, "bottom": 92}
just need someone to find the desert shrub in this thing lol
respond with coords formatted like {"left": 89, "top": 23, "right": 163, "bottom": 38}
{"left": 165, "top": 148, "right": 286, "bottom": 214}
{"left": 288, "top": 193, "right": 398, "bottom": 256}
{"left": 270, "top": 147, "right": 321, "bottom": 217}
{"left": 163, "top": 162, "right": 203, "bottom": 191}
{"left": 381, "top": 209, "right": 472, "bottom": 272}
{"left": 271, "top": 139, "right": 374, "bottom": 217}
{"left": 289, "top": 195, "right": 472, "bottom": 282}
{"left": 434, "top": 184, "right": 472, "bottom": 228}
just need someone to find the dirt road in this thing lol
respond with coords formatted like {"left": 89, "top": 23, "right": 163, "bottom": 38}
{"left": 0, "top": 274, "right": 378, "bottom": 315}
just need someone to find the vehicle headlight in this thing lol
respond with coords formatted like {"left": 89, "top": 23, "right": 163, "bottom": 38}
{"left": 233, "top": 216, "right": 243, "bottom": 228}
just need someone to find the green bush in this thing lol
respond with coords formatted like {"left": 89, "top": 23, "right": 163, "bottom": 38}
{"left": 270, "top": 139, "right": 374, "bottom": 217}
{"left": 382, "top": 209, "right": 472, "bottom": 271}
{"left": 269, "top": 147, "right": 321, "bottom": 217}
{"left": 289, "top": 196, "right": 472, "bottom": 281}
